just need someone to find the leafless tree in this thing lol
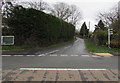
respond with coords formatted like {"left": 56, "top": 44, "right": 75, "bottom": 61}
{"left": 1, "top": 0, "right": 19, "bottom": 18}
{"left": 69, "top": 5, "right": 82, "bottom": 25}
{"left": 96, "top": 5, "right": 118, "bottom": 27}
{"left": 50, "top": 2, "right": 82, "bottom": 26}
{"left": 20, "top": 0, "right": 50, "bottom": 12}
{"left": 50, "top": 3, "right": 70, "bottom": 20}
{"left": 2, "top": 2, "right": 14, "bottom": 18}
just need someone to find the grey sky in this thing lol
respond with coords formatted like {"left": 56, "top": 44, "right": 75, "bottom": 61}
{"left": 11, "top": 0, "right": 120, "bottom": 31}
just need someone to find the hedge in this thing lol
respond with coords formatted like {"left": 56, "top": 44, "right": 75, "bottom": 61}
{"left": 5, "top": 5, "right": 75, "bottom": 47}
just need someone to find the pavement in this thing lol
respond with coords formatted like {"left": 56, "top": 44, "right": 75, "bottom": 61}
{"left": 2, "top": 69, "right": 118, "bottom": 81}
{"left": 1, "top": 38, "right": 119, "bottom": 82}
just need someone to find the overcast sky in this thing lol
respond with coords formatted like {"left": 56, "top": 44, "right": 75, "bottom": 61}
{"left": 12, "top": 0, "right": 120, "bottom": 31}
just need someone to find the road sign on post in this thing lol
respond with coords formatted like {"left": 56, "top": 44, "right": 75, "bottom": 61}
{"left": 108, "top": 29, "right": 113, "bottom": 48}
{"left": 1, "top": 36, "right": 14, "bottom": 45}
{"left": 108, "top": 29, "right": 113, "bottom": 35}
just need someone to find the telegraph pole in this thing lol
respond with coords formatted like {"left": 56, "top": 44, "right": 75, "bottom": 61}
{"left": 88, "top": 21, "right": 90, "bottom": 38}
{"left": 89, "top": 21, "right": 90, "bottom": 30}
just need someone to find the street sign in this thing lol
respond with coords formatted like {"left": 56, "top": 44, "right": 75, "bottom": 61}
{"left": 108, "top": 29, "right": 113, "bottom": 48}
{"left": 108, "top": 29, "right": 113, "bottom": 35}
{"left": 1, "top": 36, "right": 14, "bottom": 45}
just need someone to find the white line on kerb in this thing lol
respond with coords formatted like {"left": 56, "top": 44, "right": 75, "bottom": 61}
{"left": 2, "top": 55, "right": 11, "bottom": 56}
{"left": 20, "top": 68, "right": 107, "bottom": 71}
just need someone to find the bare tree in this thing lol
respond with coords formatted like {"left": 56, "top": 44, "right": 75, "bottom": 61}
{"left": 2, "top": 0, "right": 19, "bottom": 18}
{"left": 51, "top": 3, "right": 70, "bottom": 20}
{"left": 118, "top": 1, "right": 120, "bottom": 16}
{"left": 20, "top": 0, "right": 50, "bottom": 12}
{"left": 2, "top": 2, "right": 13, "bottom": 18}
{"left": 96, "top": 5, "right": 118, "bottom": 27}
{"left": 50, "top": 2, "right": 82, "bottom": 26}
{"left": 69, "top": 5, "right": 82, "bottom": 25}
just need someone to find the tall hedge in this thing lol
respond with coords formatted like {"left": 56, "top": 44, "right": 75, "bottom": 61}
{"left": 6, "top": 5, "right": 75, "bottom": 46}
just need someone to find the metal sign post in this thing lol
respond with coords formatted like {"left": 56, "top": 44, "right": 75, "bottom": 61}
{"left": 108, "top": 29, "right": 113, "bottom": 48}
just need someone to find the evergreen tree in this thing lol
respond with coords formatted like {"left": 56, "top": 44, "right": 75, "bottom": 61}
{"left": 79, "top": 22, "right": 88, "bottom": 38}
{"left": 98, "top": 20, "right": 105, "bottom": 30}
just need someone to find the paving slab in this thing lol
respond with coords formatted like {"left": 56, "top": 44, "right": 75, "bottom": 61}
{"left": 2, "top": 69, "right": 118, "bottom": 81}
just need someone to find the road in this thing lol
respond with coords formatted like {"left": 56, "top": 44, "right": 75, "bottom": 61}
{"left": 2, "top": 38, "right": 119, "bottom": 81}
{"left": 2, "top": 38, "right": 118, "bottom": 69}
{"left": 2, "top": 38, "right": 89, "bottom": 55}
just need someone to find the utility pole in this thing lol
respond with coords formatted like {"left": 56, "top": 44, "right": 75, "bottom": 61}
{"left": 88, "top": 21, "right": 90, "bottom": 38}
{"left": 89, "top": 21, "right": 90, "bottom": 30}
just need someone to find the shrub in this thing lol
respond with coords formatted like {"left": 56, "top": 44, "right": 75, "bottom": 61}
{"left": 92, "top": 29, "right": 107, "bottom": 46}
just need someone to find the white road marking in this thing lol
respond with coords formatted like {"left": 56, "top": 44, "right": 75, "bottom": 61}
{"left": 61, "top": 55, "right": 68, "bottom": 56}
{"left": 64, "top": 46, "right": 71, "bottom": 49}
{"left": 1, "top": 54, "right": 111, "bottom": 57}
{"left": 38, "top": 54, "right": 45, "bottom": 56}
{"left": 81, "top": 55, "right": 90, "bottom": 57}
{"left": 14, "top": 55, "right": 23, "bottom": 56}
{"left": 71, "top": 55, "right": 78, "bottom": 56}
{"left": 20, "top": 68, "right": 107, "bottom": 71}
{"left": 1, "top": 55, "right": 11, "bottom": 56}
{"left": 38, "top": 55, "right": 42, "bottom": 56}
{"left": 92, "top": 55, "right": 101, "bottom": 57}
{"left": 50, "top": 55, "right": 57, "bottom": 56}
{"left": 44, "top": 53, "right": 49, "bottom": 55}
{"left": 26, "top": 55, "right": 35, "bottom": 56}
{"left": 44, "top": 50, "right": 59, "bottom": 55}
{"left": 48, "top": 50, "right": 59, "bottom": 54}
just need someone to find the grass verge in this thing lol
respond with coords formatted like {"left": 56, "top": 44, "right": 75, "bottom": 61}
{"left": 2, "top": 39, "right": 74, "bottom": 51}
{"left": 84, "top": 39, "right": 120, "bottom": 53}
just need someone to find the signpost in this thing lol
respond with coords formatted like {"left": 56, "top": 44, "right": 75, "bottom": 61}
{"left": 108, "top": 29, "right": 113, "bottom": 48}
{"left": 1, "top": 36, "right": 14, "bottom": 45}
